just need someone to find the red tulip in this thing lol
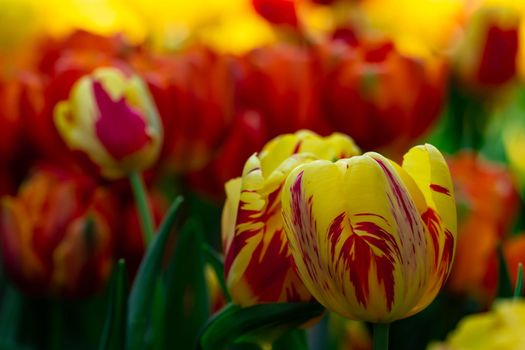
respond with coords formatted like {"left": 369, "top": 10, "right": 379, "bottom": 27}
{"left": 131, "top": 47, "right": 235, "bottom": 173}
{"left": 319, "top": 37, "right": 447, "bottom": 153}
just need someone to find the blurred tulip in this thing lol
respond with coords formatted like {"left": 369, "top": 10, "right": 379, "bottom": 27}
{"left": 187, "top": 110, "right": 269, "bottom": 200}
{"left": 504, "top": 234, "right": 525, "bottom": 296}
{"left": 223, "top": 130, "right": 360, "bottom": 305}
{"left": 54, "top": 67, "right": 163, "bottom": 179}
{"left": 282, "top": 144, "right": 456, "bottom": 322}
{"left": 252, "top": 0, "right": 299, "bottom": 27}
{"left": 0, "top": 166, "right": 116, "bottom": 297}
{"left": 0, "top": 77, "right": 25, "bottom": 162}
{"left": 429, "top": 300, "right": 525, "bottom": 350}
{"left": 446, "top": 153, "right": 519, "bottom": 303}
{"left": 22, "top": 31, "right": 133, "bottom": 168}
{"left": 455, "top": 5, "right": 520, "bottom": 89}
{"left": 319, "top": 37, "right": 448, "bottom": 153}
{"left": 360, "top": 0, "right": 466, "bottom": 58}
{"left": 130, "top": 47, "right": 235, "bottom": 173}
{"left": 237, "top": 44, "right": 327, "bottom": 137}
{"left": 448, "top": 152, "right": 519, "bottom": 234}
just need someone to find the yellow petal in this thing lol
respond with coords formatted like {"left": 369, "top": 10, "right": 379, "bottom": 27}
{"left": 402, "top": 144, "right": 456, "bottom": 312}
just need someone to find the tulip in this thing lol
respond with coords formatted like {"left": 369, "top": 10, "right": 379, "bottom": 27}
{"left": 237, "top": 44, "right": 328, "bottom": 138}
{"left": 223, "top": 130, "right": 360, "bottom": 305}
{"left": 130, "top": 47, "right": 234, "bottom": 173}
{"left": 429, "top": 300, "right": 525, "bottom": 350}
{"left": 319, "top": 37, "right": 447, "bottom": 153}
{"left": 54, "top": 67, "right": 163, "bottom": 179}
{"left": 455, "top": 5, "right": 520, "bottom": 89}
{"left": 22, "top": 31, "right": 132, "bottom": 168}
{"left": 0, "top": 166, "right": 116, "bottom": 297}
{"left": 446, "top": 153, "right": 519, "bottom": 304}
{"left": 281, "top": 144, "right": 456, "bottom": 323}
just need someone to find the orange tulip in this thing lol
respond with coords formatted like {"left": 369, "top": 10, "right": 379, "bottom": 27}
{"left": 0, "top": 166, "right": 116, "bottom": 296}
{"left": 446, "top": 153, "right": 520, "bottom": 303}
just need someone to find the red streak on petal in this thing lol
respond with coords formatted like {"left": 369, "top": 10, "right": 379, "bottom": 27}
{"left": 93, "top": 81, "right": 151, "bottom": 161}
{"left": 422, "top": 208, "right": 441, "bottom": 267}
{"left": 440, "top": 229, "right": 454, "bottom": 278}
{"left": 292, "top": 140, "right": 302, "bottom": 154}
{"left": 430, "top": 184, "right": 451, "bottom": 196}
{"left": 242, "top": 228, "right": 300, "bottom": 302}
{"left": 374, "top": 159, "right": 417, "bottom": 231}
{"left": 331, "top": 214, "right": 397, "bottom": 311}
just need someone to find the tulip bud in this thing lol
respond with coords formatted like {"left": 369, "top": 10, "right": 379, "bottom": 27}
{"left": 456, "top": 6, "right": 520, "bottom": 88}
{"left": 282, "top": 144, "right": 456, "bottom": 322}
{"left": 0, "top": 167, "right": 116, "bottom": 297}
{"left": 223, "top": 130, "right": 360, "bottom": 306}
{"left": 54, "top": 67, "right": 163, "bottom": 179}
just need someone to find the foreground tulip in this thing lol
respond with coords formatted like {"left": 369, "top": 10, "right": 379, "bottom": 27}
{"left": 223, "top": 130, "right": 360, "bottom": 305}
{"left": 282, "top": 144, "right": 456, "bottom": 323}
{"left": 0, "top": 167, "right": 116, "bottom": 297}
{"left": 54, "top": 67, "right": 163, "bottom": 179}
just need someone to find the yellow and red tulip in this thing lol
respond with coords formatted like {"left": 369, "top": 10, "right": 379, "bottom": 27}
{"left": 54, "top": 67, "right": 163, "bottom": 179}
{"left": 455, "top": 4, "right": 521, "bottom": 89}
{"left": 222, "top": 130, "right": 360, "bottom": 306}
{"left": 0, "top": 166, "right": 116, "bottom": 297}
{"left": 281, "top": 144, "right": 456, "bottom": 322}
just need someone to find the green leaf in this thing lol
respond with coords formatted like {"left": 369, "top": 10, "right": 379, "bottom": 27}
{"left": 198, "top": 302, "right": 325, "bottom": 350}
{"left": 162, "top": 219, "right": 209, "bottom": 349}
{"left": 0, "top": 285, "right": 23, "bottom": 342}
{"left": 514, "top": 263, "right": 524, "bottom": 299}
{"left": 99, "top": 259, "right": 127, "bottom": 350}
{"left": 273, "top": 329, "right": 308, "bottom": 350}
{"left": 202, "top": 244, "right": 231, "bottom": 302}
{"left": 497, "top": 244, "right": 513, "bottom": 299}
{"left": 126, "top": 196, "right": 183, "bottom": 350}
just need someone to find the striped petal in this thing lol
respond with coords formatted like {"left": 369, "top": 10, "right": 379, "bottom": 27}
{"left": 282, "top": 154, "right": 431, "bottom": 322}
{"left": 223, "top": 153, "right": 317, "bottom": 305}
{"left": 221, "top": 130, "right": 361, "bottom": 306}
{"left": 401, "top": 144, "right": 456, "bottom": 312}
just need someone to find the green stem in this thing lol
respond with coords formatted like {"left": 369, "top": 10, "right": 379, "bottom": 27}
{"left": 514, "top": 263, "right": 524, "bottom": 299}
{"left": 129, "top": 171, "right": 155, "bottom": 246}
{"left": 373, "top": 323, "right": 389, "bottom": 350}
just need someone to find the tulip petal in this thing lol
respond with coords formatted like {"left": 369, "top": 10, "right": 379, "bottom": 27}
{"left": 402, "top": 144, "right": 456, "bottom": 311}
{"left": 223, "top": 153, "right": 315, "bottom": 305}
{"left": 282, "top": 154, "right": 430, "bottom": 322}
